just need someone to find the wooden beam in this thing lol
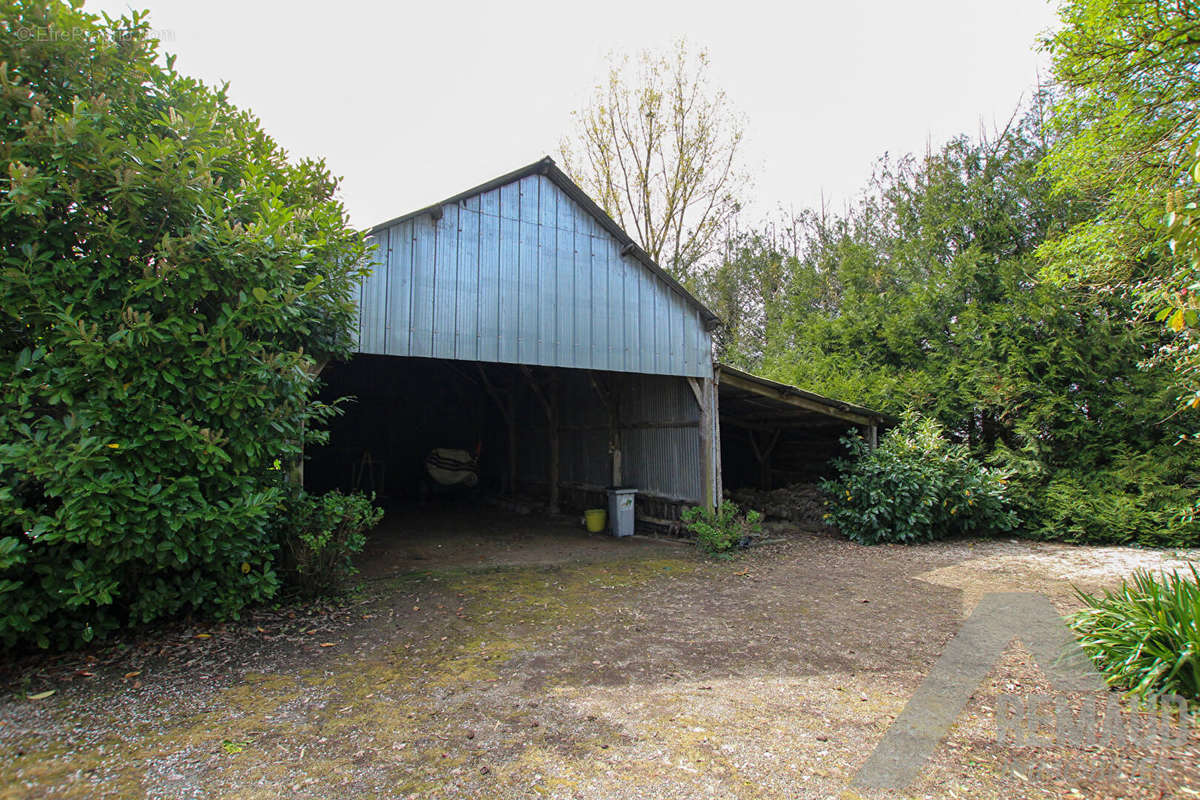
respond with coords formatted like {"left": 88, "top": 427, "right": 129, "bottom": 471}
{"left": 747, "top": 428, "right": 781, "bottom": 490}
{"left": 723, "top": 410, "right": 833, "bottom": 422}
{"left": 747, "top": 429, "right": 762, "bottom": 462}
{"left": 721, "top": 417, "right": 839, "bottom": 432}
{"left": 712, "top": 373, "right": 723, "bottom": 504}
{"left": 548, "top": 379, "right": 560, "bottom": 512}
{"left": 689, "top": 377, "right": 716, "bottom": 510}
{"left": 556, "top": 420, "right": 698, "bottom": 431}
{"left": 591, "top": 371, "right": 621, "bottom": 486}
{"left": 762, "top": 429, "right": 779, "bottom": 489}
{"left": 587, "top": 371, "right": 612, "bottom": 411}
{"left": 718, "top": 370, "right": 875, "bottom": 426}
{"left": 290, "top": 358, "right": 330, "bottom": 489}
{"left": 442, "top": 361, "right": 482, "bottom": 387}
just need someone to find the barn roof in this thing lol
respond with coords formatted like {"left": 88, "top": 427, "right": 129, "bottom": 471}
{"left": 368, "top": 156, "right": 720, "bottom": 328}
{"left": 716, "top": 363, "right": 888, "bottom": 428}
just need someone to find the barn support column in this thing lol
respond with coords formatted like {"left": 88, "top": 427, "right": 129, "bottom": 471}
{"left": 712, "top": 372, "right": 723, "bottom": 504}
{"left": 689, "top": 376, "right": 718, "bottom": 510}
{"left": 292, "top": 360, "right": 328, "bottom": 489}
{"left": 479, "top": 367, "right": 518, "bottom": 495}
{"left": 523, "top": 366, "right": 560, "bottom": 514}
{"left": 589, "top": 372, "right": 622, "bottom": 486}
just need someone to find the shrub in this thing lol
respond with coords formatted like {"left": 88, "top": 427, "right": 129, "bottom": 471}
{"left": 0, "top": 3, "right": 368, "bottom": 648}
{"left": 821, "top": 411, "right": 1017, "bottom": 545}
{"left": 681, "top": 500, "right": 762, "bottom": 557}
{"left": 1069, "top": 565, "right": 1200, "bottom": 702}
{"left": 992, "top": 445, "right": 1200, "bottom": 547}
{"left": 274, "top": 490, "right": 383, "bottom": 597}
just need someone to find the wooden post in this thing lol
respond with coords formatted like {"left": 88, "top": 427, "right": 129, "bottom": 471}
{"left": 747, "top": 428, "right": 781, "bottom": 490}
{"left": 688, "top": 377, "right": 716, "bottom": 510}
{"left": 479, "top": 366, "right": 518, "bottom": 495}
{"left": 547, "top": 379, "right": 560, "bottom": 513}
{"left": 507, "top": 414, "right": 519, "bottom": 494}
{"left": 712, "top": 373, "right": 723, "bottom": 504}
{"left": 290, "top": 359, "right": 329, "bottom": 490}
{"left": 290, "top": 417, "right": 307, "bottom": 488}
{"left": 522, "top": 366, "right": 559, "bottom": 513}
{"left": 609, "top": 391, "right": 621, "bottom": 487}
{"left": 867, "top": 421, "right": 879, "bottom": 450}
{"left": 589, "top": 372, "right": 621, "bottom": 486}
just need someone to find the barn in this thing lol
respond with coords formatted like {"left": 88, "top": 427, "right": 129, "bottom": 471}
{"left": 306, "top": 157, "right": 884, "bottom": 531}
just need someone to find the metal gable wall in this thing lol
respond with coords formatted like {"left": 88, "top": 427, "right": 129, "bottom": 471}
{"left": 355, "top": 173, "right": 714, "bottom": 378}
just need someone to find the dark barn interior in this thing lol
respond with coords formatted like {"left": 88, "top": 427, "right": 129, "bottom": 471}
{"left": 305, "top": 355, "right": 710, "bottom": 525}
{"left": 306, "top": 355, "right": 512, "bottom": 505}
{"left": 718, "top": 407, "right": 857, "bottom": 491}
{"left": 715, "top": 366, "right": 881, "bottom": 495}
{"left": 307, "top": 357, "right": 884, "bottom": 523}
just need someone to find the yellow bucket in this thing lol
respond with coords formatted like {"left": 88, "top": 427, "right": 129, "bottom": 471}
{"left": 584, "top": 508, "right": 607, "bottom": 533}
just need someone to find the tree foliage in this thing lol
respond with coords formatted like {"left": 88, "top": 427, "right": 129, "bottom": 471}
{"left": 711, "top": 108, "right": 1197, "bottom": 546}
{"left": 1040, "top": 0, "right": 1200, "bottom": 412}
{"left": 0, "top": 1, "right": 370, "bottom": 648}
{"left": 560, "top": 40, "right": 748, "bottom": 281}
{"left": 1039, "top": 0, "right": 1200, "bottom": 279}
{"left": 1152, "top": 148, "right": 1200, "bottom": 410}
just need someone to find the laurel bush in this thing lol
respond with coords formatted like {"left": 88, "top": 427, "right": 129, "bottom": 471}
{"left": 0, "top": 2, "right": 370, "bottom": 648}
{"left": 822, "top": 411, "right": 1017, "bottom": 545}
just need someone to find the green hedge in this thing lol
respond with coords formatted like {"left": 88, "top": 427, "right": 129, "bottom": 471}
{"left": 991, "top": 445, "right": 1200, "bottom": 547}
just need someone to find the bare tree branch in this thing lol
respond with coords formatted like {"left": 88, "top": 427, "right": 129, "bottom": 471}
{"left": 560, "top": 40, "right": 749, "bottom": 283}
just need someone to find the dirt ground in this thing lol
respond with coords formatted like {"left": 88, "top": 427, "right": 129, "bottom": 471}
{"left": 2, "top": 507, "right": 1199, "bottom": 800}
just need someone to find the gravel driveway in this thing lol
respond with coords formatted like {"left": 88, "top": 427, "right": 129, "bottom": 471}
{"left": 2, "top": 509, "right": 1198, "bottom": 799}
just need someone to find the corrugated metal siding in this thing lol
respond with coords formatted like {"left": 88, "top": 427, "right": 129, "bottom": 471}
{"left": 359, "top": 174, "right": 712, "bottom": 378}
{"left": 623, "top": 427, "right": 703, "bottom": 502}
{"left": 619, "top": 374, "right": 703, "bottom": 501}
{"left": 618, "top": 373, "right": 696, "bottom": 425}
{"left": 358, "top": 226, "right": 388, "bottom": 354}
{"left": 514, "top": 370, "right": 702, "bottom": 503}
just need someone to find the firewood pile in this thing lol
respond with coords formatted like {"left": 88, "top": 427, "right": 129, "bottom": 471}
{"left": 729, "top": 483, "right": 835, "bottom": 531}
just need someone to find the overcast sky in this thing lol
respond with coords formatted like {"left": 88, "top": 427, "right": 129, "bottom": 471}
{"left": 92, "top": 0, "right": 1062, "bottom": 229}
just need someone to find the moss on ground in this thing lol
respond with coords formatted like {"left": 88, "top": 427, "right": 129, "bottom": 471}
{"left": 0, "top": 554, "right": 695, "bottom": 798}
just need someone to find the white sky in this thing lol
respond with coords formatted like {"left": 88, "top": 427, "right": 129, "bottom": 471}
{"left": 91, "top": 0, "right": 1062, "bottom": 229}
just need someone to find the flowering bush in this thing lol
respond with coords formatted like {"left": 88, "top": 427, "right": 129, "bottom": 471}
{"left": 821, "top": 411, "right": 1017, "bottom": 545}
